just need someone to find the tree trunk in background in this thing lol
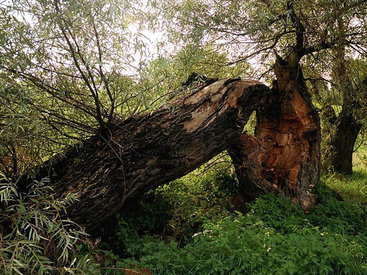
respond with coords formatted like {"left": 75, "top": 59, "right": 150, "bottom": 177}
{"left": 328, "top": 15, "right": 361, "bottom": 175}
{"left": 330, "top": 108, "right": 361, "bottom": 174}
{"left": 229, "top": 55, "right": 321, "bottom": 212}
{"left": 21, "top": 79, "right": 271, "bottom": 229}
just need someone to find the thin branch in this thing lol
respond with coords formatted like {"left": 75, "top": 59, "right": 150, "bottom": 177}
{"left": 53, "top": 0, "right": 104, "bottom": 127}
{"left": 287, "top": 1, "right": 305, "bottom": 57}
{"left": 92, "top": 18, "right": 115, "bottom": 123}
{"left": 226, "top": 31, "right": 292, "bottom": 65}
{"left": 4, "top": 67, "right": 98, "bottom": 118}
{"left": 302, "top": 40, "right": 334, "bottom": 57}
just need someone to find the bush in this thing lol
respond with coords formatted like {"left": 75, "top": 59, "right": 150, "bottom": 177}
{"left": 155, "top": 171, "right": 239, "bottom": 243}
{"left": 92, "top": 169, "right": 367, "bottom": 274}
{"left": 118, "top": 193, "right": 367, "bottom": 275}
{"left": 0, "top": 172, "right": 99, "bottom": 274}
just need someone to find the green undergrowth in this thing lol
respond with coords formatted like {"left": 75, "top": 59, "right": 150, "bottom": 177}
{"left": 96, "top": 168, "right": 367, "bottom": 275}
{"left": 98, "top": 170, "right": 240, "bottom": 257}
{"left": 4, "top": 167, "right": 365, "bottom": 274}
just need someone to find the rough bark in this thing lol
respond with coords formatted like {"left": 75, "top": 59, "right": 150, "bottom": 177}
{"left": 229, "top": 56, "right": 321, "bottom": 212}
{"left": 22, "top": 79, "right": 271, "bottom": 229}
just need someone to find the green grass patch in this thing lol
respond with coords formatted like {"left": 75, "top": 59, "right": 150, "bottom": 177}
{"left": 322, "top": 168, "right": 367, "bottom": 203}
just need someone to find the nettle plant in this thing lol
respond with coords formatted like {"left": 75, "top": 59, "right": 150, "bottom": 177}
{"left": 0, "top": 172, "right": 98, "bottom": 275}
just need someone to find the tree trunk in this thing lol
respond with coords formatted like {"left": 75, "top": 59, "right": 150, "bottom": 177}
{"left": 228, "top": 55, "right": 321, "bottom": 212}
{"left": 330, "top": 108, "right": 361, "bottom": 174}
{"left": 328, "top": 15, "right": 362, "bottom": 175}
{"left": 21, "top": 79, "right": 271, "bottom": 229}
{"left": 21, "top": 72, "right": 321, "bottom": 230}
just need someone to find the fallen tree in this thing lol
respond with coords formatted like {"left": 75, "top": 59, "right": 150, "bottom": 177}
{"left": 20, "top": 79, "right": 270, "bottom": 228}
{"left": 19, "top": 62, "right": 321, "bottom": 229}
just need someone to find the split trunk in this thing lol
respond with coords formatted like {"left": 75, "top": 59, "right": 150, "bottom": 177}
{"left": 229, "top": 56, "right": 320, "bottom": 211}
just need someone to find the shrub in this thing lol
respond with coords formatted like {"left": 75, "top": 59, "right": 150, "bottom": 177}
{"left": 97, "top": 169, "right": 367, "bottom": 274}
{"left": 154, "top": 170, "right": 239, "bottom": 242}
{"left": 119, "top": 193, "right": 367, "bottom": 275}
{"left": 0, "top": 172, "right": 99, "bottom": 274}
{"left": 105, "top": 169, "right": 239, "bottom": 258}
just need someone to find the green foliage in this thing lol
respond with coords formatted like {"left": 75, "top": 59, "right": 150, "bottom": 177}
{"left": 108, "top": 176, "right": 367, "bottom": 275}
{"left": 154, "top": 0, "right": 367, "bottom": 61}
{"left": 1, "top": 0, "right": 152, "bottom": 137}
{"left": 155, "top": 169, "right": 239, "bottom": 243}
{"left": 0, "top": 173, "right": 99, "bottom": 274}
{"left": 102, "top": 192, "right": 172, "bottom": 258}
{"left": 0, "top": 82, "right": 55, "bottom": 177}
{"left": 139, "top": 45, "right": 250, "bottom": 110}
{"left": 103, "top": 168, "right": 239, "bottom": 260}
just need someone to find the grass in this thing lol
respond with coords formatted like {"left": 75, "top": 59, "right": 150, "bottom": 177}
{"left": 322, "top": 147, "right": 367, "bottom": 203}
{"left": 322, "top": 169, "right": 367, "bottom": 203}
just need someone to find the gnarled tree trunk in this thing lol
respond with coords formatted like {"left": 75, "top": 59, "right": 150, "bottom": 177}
{"left": 229, "top": 56, "right": 321, "bottom": 212}
{"left": 330, "top": 108, "right": 361, "bottom": 175}
{"left": 21, "top": 71, "right": 321, "bottom": 230}
{"left": 326, "top": 15, "right": 362, "bottom": 175}
{"left": 21, "top": 79, "right": 271, "bottom": 229}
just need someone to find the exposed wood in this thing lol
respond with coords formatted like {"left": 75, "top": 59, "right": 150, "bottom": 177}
{"left": 229, "top": 55, "right": 321, "bottom": 212}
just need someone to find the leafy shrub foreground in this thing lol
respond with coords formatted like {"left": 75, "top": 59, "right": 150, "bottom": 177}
{"left": 0, "top": 173, "right": 98, "bottom": 274}
{"left": 100, "top": 170, "right": 240, "bottom": 258}
{"left": 103, "top": 182, "right": 367, "bottom": 275}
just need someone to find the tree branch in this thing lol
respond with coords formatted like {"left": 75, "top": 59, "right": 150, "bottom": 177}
{"left": 53, "top": 0, "right": 105, "bottom": 128}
